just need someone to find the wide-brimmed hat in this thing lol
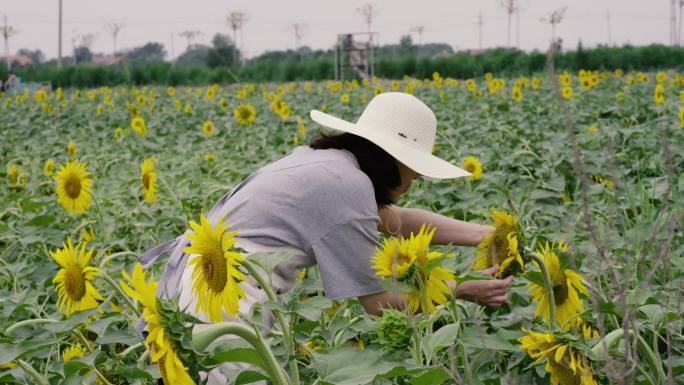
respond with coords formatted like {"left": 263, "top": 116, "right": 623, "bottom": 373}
{"left": 309, "top": 92, "right": 471, "bottom": 179}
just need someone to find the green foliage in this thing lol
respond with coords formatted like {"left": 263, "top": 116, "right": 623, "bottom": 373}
{"left": 376, "top": 309, "right": 413, "bottom": 350}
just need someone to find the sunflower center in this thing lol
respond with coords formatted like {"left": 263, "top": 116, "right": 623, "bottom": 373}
{"left": 200, "top": 246, "right": 228, "bottom": 293}
{"left": 142, "top": 173, "right": 151, "bottom": 190}
{"left": 240, "top": 109, "right": 251, "bottom": 120}
{"left": 465, "top": 163, "right": 476, "bottom": 173}
{"left": 64, "top": 264, "right": 86, "bottom": 300}
{"left": 491, "top": 225, "right": 513, "bottom": 264}
{"left": 64, "top": 174, "right": 82, "bottom": 199}
{"left": 553, "top": 275, "right": 570, "bottom": 305}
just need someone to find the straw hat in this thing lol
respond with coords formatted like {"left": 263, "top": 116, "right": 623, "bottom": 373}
{"left": 309, "top": 92, "right": 471, "bottom": 179}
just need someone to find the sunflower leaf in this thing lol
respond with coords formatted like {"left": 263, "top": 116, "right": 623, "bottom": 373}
{"left": 524, "top": 270, "right": 545, "bottom": 287}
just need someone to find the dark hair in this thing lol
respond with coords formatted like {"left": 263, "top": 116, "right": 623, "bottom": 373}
{"left": 310, "top": 133, "right": 401, "bottom": 207}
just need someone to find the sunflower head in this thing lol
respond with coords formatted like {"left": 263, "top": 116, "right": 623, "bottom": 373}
{"left": 140, "top": 157, "right": 157, "bottom": 203}
{"left": 376, "top": 308, "right": 413, "bottom": 351}
{"left": 131, "top": 116, "right": 147, "bottom": 136}
{"left": 183, "top": 214, "right": 246, "bottom": 322}
{"left": 44, "top": 158, "right": 55, "bottom": 176}
{"left": 474, "top": 209, "right": 525, "bottom": 277}
{"left": 51, "top": 237, "right": 103, "bottom": 316}
{"left": 55, "top": 160, "right": 92, "bottom": 214}
{"left": 202, "top": 120, "right": 215, "bottom": 136}
{"left": 6, "top": 163, "right": 20, "bottom": 184}
{"left": 234, "top": 104, "right": 256, "bottom": 126}
{"left": 62, "top": 343, "right": 86, "bottom": 362}
{"left": 462, "top": 156, "right": 483, "bottom": 181}
{"left": 528, "top": 241, "right": 589, "bottom": 329}
{"left": 518, "top": 328, "right": 598, "bottom": 385}
{"left": 67, "top": 140, "right": 77, "bottom": 155}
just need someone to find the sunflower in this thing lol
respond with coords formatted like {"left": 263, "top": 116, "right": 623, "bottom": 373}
{"left": 81, "top": 227, "right": 96, "bottom": 243}
{"left": 131, "top": 116, "right": 147, "bottom": 136}
{"left": 120, "top": 263, "right": 195, "bottom": 385}
{"left": 62, "top": 343, "right": 85, "bottom": 362}
{"left": 473, "top": 209, "right": 524, "bottom": 277}
{"left": 340, "top": 94, "right": 350, "bottom": 104}
{"left": 370, "top": 225, "right": 454, "bottom": 314}
{"left": 51, "top": 237, "right": 103, "bottom": 316}
{"left": 680, "top": 106, "right": 684, "bottom": 128}
{"left": 67, "top": 140, "right": 77, "bottom": 156}
{"left": 6, "top": 163, "right": 20, "bottom": 184}
{"left": 202, "top": 120, "right": 215, "bottom": 136}
{"left": 462, "top": 156, "right": 483, "bottom": 181}
{"left": 561, "top": 86, "right": 573, "bottom": 99}
{"left": 44, "top": 158, "right": 55, "bottom": 176}
{"left": 527, "top": 241, "right": 588, "bottom": 329}
{"left": 140, "top": 157, "right": 157, "bottom": 203}
{"left": 234, "top": 104, "right": 256, "bottom": 126}
{"left": 203, "top": 151, "right": 215, "bottom": 162}
{"left": 653, "top": 84, "right": 665, "bottom": 105}
{"left": 512, "top": 87, "right": 523, "bottom": 102}
{"left": 183, "top": 214, "right": 247, "bottom": 322}
{"left": 55, "top": 160, "right": 93, "bottom": 214}
{"left": 518, "top": 329, "right": 598, "bottom": 385}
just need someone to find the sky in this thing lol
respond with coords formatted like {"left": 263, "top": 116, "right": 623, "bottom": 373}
{"left": 1, "top": 0, "right": 678, "bottom": 61}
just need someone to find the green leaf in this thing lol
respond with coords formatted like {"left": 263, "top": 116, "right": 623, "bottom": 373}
{"left": 424, "top": 324, "right": 458, "bottom": 353}
{"left": 312, "top": 347, "right": 409, "bottom": 385}
{"left": 235, "top": 369, "right": 269, "bottom": 385}
{"left": 205, "top": 339, "right": 265, "bottom": 371}
{"left": 460, "top": 327, "right": 518, "bottom": 351}
{"left": 408, "top": 367, "right": 450, "bottom": 385}
{"left": 0, "top": 338, "right": 59, "bottom": 364}
{"left": 44, "top": 308, "right": 101, "bottom": 334}
{"left": 455, "top": 271, "right": 494, "bottom": 283}
{"left": 291, "top": 296, "right": 332, "bottom": 321}
{"left": 247, "top": 251, "right": 292, "bottom": 275}
{"left": 524, "top": 270, "right": 545, "bottom": 287}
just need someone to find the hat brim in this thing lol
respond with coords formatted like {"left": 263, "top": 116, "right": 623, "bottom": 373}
{"left": 310, "top": 110, "right": 471, "bottom": 179}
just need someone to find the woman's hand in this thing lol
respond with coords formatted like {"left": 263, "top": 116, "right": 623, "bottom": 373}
{"left": 454, "top": 266, "right": 512, "bottom": 307}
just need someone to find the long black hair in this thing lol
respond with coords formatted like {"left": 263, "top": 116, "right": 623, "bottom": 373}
{"left": 309, "top": 133, "right": 401, "bottom": 207}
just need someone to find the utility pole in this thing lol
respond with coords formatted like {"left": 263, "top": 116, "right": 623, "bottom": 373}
{"left": 179, "top": 30, "right": 201, "bottom": 51}
{"left": 356, "top": 3, "right": 378, "bottom": 34}
{"left": 1, "top": 14, "right": 19, "bottom": 70}
{"left": 606, "top": 10, "right": 612, "bottom": 46}
{"left": 541, "top": 7, "right": 566, "bottom": 44}
{"left": 499, "top": 0, "right": 517, "bottom": 47}
{"left": 678, "top": 0, "right": 684, "bottom": 46}
{"left": 516, "top": 5, "right": 521, "bottom": 48}
{"left": 671, "top": 0, "right": 677, "bottom": 46}
{"left": 410, "top": 25, "right": 424, "bottom": 45}
{"left": 290, "top": 22, "right": 306, "bottom": 51}
{"left": 58, "top": 0, "right": 63, "bottom": 67}
{"left": 104, "top": 22, "right": 125, "bottom": 56}
{"left": 477, "top": 12, "right": 483, "bottom": 50}
{"left": 226, "top": 11, "right": 247, "bottom": 63}
{"left": 170, "top": 32, "right": 175, "bottom": 63}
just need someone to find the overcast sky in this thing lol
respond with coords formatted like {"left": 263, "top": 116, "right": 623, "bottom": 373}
{"left": 1, "top": 0, "right": 677, "bottom": 60}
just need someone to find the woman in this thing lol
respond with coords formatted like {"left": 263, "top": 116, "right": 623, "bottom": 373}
{"left": 141, "top": 92, "right": 512, "bottom": 382}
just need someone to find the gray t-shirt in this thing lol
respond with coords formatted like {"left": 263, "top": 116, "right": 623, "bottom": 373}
{"left": 216, "top": 146, "right": 384, "bottom": 300}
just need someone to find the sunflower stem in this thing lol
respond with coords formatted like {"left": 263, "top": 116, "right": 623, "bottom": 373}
{"left": 74, "top": 329, "right": 93, "bottom": 352}
{"left": 99, "top": 270, "right": 140, "bottom": 316}
{"left": 16, "top": 359, "right": 49, "bottom": 385}
{"left": 192, "top": 322, "right": 290, "bottom": 385}
{"left": 116, "top": 342, "right": 145, "bottom": 358}
{"left": 98, "top": 251, "right": 138, "bottom": 269}
{"left": 448, "top": 299, "right": 475, "bottom": 385}
{"left": 528, "top": 253, "right": 559, "bottom": 330}
{"left": 5, "top": 318, "right": 59, "bottom": 335}
{"left": 241, "top": 260, "right": 300, "bottom": 385}
{"left": 90, "top": 192, "right": 108, "bottom": 242}
{"left": 158, "top": 175, "right": 185, "bottom": 217}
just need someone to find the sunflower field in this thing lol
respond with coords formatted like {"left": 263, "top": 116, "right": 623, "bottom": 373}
{"left": 0, "top": 65, "right": 683, "bottom": 385}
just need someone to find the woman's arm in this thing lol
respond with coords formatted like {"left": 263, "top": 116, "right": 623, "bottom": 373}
{"left": 378, "top": 205, "right": 492, "bottom": 246}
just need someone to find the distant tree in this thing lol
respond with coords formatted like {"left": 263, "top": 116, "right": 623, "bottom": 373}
{"left": 123, "top": 42, "right": 166, "bottom": 63}
{"left": 176, "top": 44, "right": 211, "bottom": 67}
{"left": 206, "top": 34, "right": 240, "bottom": 68}
{"left": 74, "top": 46, "right": 92, "bottom": 63}
{"left": 16, "top": 48, "right": 44, "bottom": 64}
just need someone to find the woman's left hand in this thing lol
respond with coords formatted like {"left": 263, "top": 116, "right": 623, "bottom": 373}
{"left": 454, "top": 266, "right": 512, "bottom": 307}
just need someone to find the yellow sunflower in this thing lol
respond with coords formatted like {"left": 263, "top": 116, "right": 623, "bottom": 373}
{"left": 518, "top": 329, "right": 598, "bottom": 385}
{"left": 131, "top": 116, "right": 147, "bottom": 136}
{"left": 203, "top": 151, "right": 215, "bottom": 162}
{"left": 462, "top": 156, "right": 483, "bottom": 181}
{"left": 202, "top": 120, "right": 215, "bottom": 136}
{"left": 527, "top": 241, "right": 588, "bottom": 329}
{"left": 51, "top": 237, "right": 103, "bottom": 316}
{"left": 81, "top": 227, "right": 96, "bottom": 243}
{"left": 512, "top": 87, "right": 523, "bottom": 102}
{"left": 6, "top": 163, "right": 20, "bottom": 184}
{"left": 370, "top": 225, "right": 454, "bottom": 314}
{"left": 44, "top": 158, "right": 55, "bottom": 176}
{"left": 653, "top": 84, "right": 665, "bottom": 105}
{"left": 120, "top": 263, "right": 195, "bottom": 385}
{"left": 561, "top": 86, "right": 573, "bottom": 99}
{"left": 54, "top": 160, "right": 93, "bottom": 214}
{"left": 140, "top": 157, "right": 157, "bottom": 203}
{"left": 62, "top": 343, "right": 85, "bottom": 362}
{"left": 233, "top": 104, "right": 256, "bottom": 126}
{"left": 67, "top": 140, "right": 77, "bottom": 155}
{"left": 473, "top": 209, "right": 524, "bottom": 277}
{"left": 183, "top": 214, "right": 247, "bottom": 322}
